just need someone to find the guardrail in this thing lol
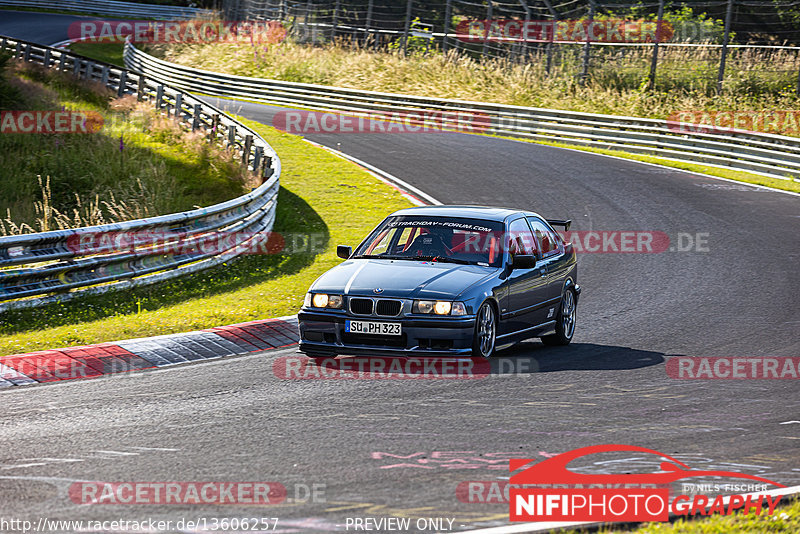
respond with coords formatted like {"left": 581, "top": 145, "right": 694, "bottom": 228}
{"left": 0, "top": 36, "right": 281, "bottom": 312}
{"left": 124, "top": 41, "right": 800, "bottom": 182}
{"left": 0, "top": 0, "right": 213, "bottom": 20}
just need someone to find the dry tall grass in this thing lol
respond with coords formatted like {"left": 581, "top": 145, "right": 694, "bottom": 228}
{"left": 152, "top": 38, "right": 800, "bottom": 120}
{"left": 0, "top": 62, "right": 257, "bottom": 236}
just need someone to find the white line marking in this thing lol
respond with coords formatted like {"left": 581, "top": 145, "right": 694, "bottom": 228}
{"left": 302, "top": 138, "right": 442, "bottom": 205}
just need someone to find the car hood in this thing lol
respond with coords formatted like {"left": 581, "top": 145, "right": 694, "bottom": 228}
{"left": 311, "top": 259, "right": 497, "bottom": 300}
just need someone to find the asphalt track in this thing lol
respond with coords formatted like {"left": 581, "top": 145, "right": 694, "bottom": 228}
{"left": 1, "top": 12, "right": 799, "bottom": 533}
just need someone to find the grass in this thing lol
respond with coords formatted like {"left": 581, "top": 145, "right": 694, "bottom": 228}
{"left": 562, "top": 496, "right": 800, "bottom": 533}
{"left": 0, "top": 115, "right": 413, "bottom": 356}
{"left": 68, "top": 41, "right": 125, "bottom": 67}
{"left": 150, "top": 39, "right": 800, "bottom": 126}
{"left": 0, "top": 57, "right": 252, "bottom": 234}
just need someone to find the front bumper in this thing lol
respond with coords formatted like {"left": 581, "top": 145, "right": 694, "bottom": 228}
{"left": 297, "top": 310, "right": 476, "bottom": 356}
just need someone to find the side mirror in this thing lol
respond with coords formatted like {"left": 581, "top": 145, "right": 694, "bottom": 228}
{"left": 511, "top": 254, "right": 537, "bottom": 270}
{"left": 337, "top": 245, "right": 352, "bottom": 259}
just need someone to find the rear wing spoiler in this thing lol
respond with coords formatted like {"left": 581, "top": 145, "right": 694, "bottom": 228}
{"left": 546, "top": 219, "right": 571, "bottom": 231}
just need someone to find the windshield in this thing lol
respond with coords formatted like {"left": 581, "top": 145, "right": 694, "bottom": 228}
{"left": 353, "top": 215, "right": 505, "bottom": 266}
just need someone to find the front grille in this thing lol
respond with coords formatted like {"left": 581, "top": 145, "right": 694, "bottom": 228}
{"left": 375, "top": 299, "right": 402, "bottom": 316}
{"left": 342, "top": 333, "right": 408, "bottom": 348}
{"left": 349, "top": 297, "right": 374, "bottom": 315}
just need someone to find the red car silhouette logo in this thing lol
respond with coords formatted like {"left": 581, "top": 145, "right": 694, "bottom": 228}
{"left": 509, "top": 444, "right": 785, "bottom": 487}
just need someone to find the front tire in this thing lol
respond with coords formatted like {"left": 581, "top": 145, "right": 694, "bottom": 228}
{"left": 472, "top": 301, "right": 497, "bottom": 358}
{"left": 542, "top": 289, "right": 576, "bottom": 346}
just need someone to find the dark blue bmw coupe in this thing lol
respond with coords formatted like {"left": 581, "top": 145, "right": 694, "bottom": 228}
{"left": 297, "top": 205, "right": 580, "bottom": 358}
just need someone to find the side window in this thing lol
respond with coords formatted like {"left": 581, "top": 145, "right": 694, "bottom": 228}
{"left": 507, "top": 218, "right": 536, "bottom": 257}
{"left": 528, "top": 217, "right": 562, "bottom": 257}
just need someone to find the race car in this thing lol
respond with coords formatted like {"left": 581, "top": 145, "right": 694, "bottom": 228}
{"left": 298, "top": 205, "right": 580, "bottom": 358}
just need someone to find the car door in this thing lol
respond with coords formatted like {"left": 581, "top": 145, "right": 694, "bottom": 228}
{"left": 501, "top": 217, "right": 551, "bottom": 336}
{"left": 527, "top": 217, "right": 567, "bottom": 322}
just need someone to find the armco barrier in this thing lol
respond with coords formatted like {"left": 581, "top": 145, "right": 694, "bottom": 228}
{"left": 123, "top": 41, "right": 800, "bottom": 181}
{"left": 0, "top": 0, "right": 212, "bottom": 20}
{"left": 0, "top": 36, "right": 281, "bottom": 312}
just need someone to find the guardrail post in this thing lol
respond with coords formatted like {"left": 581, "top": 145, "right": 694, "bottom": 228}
{"left": 363, "top": 0, "right": 373, "bottom": 46}
{"left": 516, "top": 0, "right": 531, "bottom": 61}
{"left": 717, "top": 0, "right": 734, "bottom": 93}
{"left": 228, "top": 125, "right": 236, "bottom": 148}
{"left": 210, "top": 114, "right": 220, "bottom": 143}
{"left": 23, "top": 43, "right": 31, "bottom": 62}
{"left": 73, "top": 58, "right": 81, "bottom": 77}
{"left": 117, "top": 70, "right": 127, "bottom": 96}
{"left": 87, "top": 61, "right": 96, "bottom": 80}
{"left": 59, "top": 51, "right": 68, "bottom": 71}
{"left": 1, "top": 38, "right": 7, "bottom": 52}
{"left": 253, "top": 146, "right": 263, "bottom": 175}
{"left": 137, "top": 76, "right": 145, "bottom": 101}
{"left": 43, "top": 48, "right": 51, "bottom": 68}
{"left": 14, "top": 41, "right": 21, "bottom": 59}
{"left": 579, "top": 0, "right": 596, "bottom": 87}
{"left": 541, "top": 0, "right": 559, "bottom": 74}
{"left": 192, "top": 104, "right": 201, "bottom": 130}
{"left": 243, "top": 135, "right": 253, "bottom": 165}
{"left": 482, "top": 0, "right": 493, "bottom": 58}
{"left": 442, "top": 0, "right": 452, "bottom": 52}
{"left": 402, "top": 0, "right": 412, "bottom": 55}
{"left": 174, "top": 93, "right": 183, "bottom": 120}
{"left": 155, "top": 85, "right": 164, "bottom": 109}
{"left": 331, "top": 0, "right": 340, "bottom": 40}
{"left": 101, "top": 65, "right": 109, "bottom": 85}
{"left": 647, "top": 0, "right": 665, "bottom": 90}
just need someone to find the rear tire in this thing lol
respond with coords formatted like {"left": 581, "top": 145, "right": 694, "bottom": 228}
{"left": 472, "top": 301, "right": 497, "bottom": 358}
{"left": 541, "top": 289, "right": 576, "bottom": 346}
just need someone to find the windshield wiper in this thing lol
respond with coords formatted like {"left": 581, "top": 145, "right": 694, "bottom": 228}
{"left": 352, "top": 254, "right": 415, "bottom": 260}
{"left": 414, "top": 255, "right": 474, "bottom": 265}
{"left": 353, "top": 254, "right": 474, "bottom": 264}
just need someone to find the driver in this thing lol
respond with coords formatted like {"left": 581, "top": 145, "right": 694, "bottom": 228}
{"left": 407, "top": 225, "right": 453, "bottom": 257}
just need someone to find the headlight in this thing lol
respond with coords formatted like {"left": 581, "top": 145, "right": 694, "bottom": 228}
{"left": 434, "top": 301, "right": 452, "bottom": 315}
{"left": 413, "top": 300, "right": 464, "bottom": 315}
{"left": 308, "top": 293, "right": 343, "bottom": 309}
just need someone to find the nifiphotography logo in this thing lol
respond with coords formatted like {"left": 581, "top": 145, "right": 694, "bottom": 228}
{"left": 509, "top": 444, "right": 785, "bottom": 522}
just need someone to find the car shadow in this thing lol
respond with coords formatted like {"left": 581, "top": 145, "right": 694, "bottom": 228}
{"left": 488, "top": 341, "right": 668, "bottom": 374}
{"left": 303, "top": 343, "right": 667, "bottom": 378}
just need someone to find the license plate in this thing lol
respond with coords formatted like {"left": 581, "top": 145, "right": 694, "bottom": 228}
{"left": 345, "top": 320, "right": 401, "bottom": 336}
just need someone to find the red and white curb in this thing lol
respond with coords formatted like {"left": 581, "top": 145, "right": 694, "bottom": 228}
{"left": 0, "top": 316, "right": 299, "bottom": 387}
